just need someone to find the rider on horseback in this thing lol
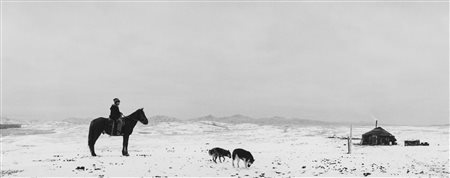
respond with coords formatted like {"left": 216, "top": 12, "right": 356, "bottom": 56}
{"left": 110, "top": 98, "right": 123, "bottom": 135}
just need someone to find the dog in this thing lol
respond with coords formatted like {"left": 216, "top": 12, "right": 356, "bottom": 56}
{"left": 232, "top": 148, "right": 255, "bottom": 168}
{"left": 208, "top": 147, "right": 231, "bottom": 163}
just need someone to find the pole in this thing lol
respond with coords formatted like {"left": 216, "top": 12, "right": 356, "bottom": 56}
{"left": 348, "top": 124, "right": 352, "bottom": 154}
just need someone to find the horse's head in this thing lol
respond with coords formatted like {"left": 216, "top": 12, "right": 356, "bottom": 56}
{"left": 137, "top": 108, "right": 149, "bottom": 125}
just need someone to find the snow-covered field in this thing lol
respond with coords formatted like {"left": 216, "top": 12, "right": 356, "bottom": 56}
{"left": 1, "top": 120, "right": 449, "bottom": 177}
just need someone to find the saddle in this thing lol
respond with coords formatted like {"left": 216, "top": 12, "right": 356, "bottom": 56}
{"left": 106, "top": 118, "right": 124, "bottom": 136}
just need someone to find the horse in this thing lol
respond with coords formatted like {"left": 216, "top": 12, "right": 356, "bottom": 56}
{"left": 88, "top": 108, "right": 149, "bottom": 156}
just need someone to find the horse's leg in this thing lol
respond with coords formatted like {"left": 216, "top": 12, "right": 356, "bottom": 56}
{"left": 88, "top": 125, "right": 102, "bottom": 157}
{"left": 122, "top": 135, "right": 129, "bottom": 156}
{"left": 88, "top": 141, "right": 96, "bottom": 156}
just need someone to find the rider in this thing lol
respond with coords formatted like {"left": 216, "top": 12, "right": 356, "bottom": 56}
{"left": 109, "top": 98, "right": 123, "bottom": 135}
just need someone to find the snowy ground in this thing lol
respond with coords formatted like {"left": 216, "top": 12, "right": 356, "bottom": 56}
{"left": 1, "top": 120, "right": 449, "bottom": 177}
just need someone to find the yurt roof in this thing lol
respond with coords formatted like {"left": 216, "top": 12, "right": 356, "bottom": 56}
{"left": 362, "top": 127, "right": 395, "bottom": 137}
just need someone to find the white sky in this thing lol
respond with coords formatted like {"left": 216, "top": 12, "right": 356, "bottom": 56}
{"left": 3, "top": 1, "right": 449, "bottom": 125}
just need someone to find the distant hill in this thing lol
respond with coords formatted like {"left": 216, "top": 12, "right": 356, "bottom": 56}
{"left": 191, "top": 114, "right": 339, "bottom": 126}
{"left": 429, "top": 123, "right": 450, "bottom": 127}
{"left": 149, "top": 115, "right": 180, "bottom": 123}
{"left": 0, "top": 117, "right": 30, "bottom": 125}
{"left": 193, "top": 114, "right": 253, "bottom": 124}
{"left": 62, "top": 117, "right": 93, "bottom": 124}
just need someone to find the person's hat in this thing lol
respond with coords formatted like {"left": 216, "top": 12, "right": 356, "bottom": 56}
{"left": 113, "top": 98, "right": 120, "bottom": 102}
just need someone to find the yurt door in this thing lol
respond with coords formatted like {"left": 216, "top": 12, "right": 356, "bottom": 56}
{"left": 371, "top": 135, "right": 377, "bottom": 145}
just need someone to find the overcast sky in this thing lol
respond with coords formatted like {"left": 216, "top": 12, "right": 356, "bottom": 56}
{"left": 3, "top": 1, "right": 448, "bottom": 125}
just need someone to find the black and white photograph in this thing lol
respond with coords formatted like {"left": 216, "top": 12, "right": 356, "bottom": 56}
{"left": 1, "top": 0, "right": 449, "bottom": 177}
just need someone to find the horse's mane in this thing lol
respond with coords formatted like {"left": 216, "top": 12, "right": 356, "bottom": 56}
{"left": 124, "top": 109, "right": 142, "bottom": 120}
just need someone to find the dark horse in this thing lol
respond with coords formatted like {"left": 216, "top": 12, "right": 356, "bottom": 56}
{"left": 88, "top": 108, "right": 148, "bottom": 156}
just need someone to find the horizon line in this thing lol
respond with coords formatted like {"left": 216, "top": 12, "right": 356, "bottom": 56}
{"left": 2, "top": 114, "right": 448, "bottom": 126}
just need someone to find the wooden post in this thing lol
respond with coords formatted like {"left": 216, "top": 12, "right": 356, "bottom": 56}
{"left": 348, "top": 124, "right": 352, "bottom": 154}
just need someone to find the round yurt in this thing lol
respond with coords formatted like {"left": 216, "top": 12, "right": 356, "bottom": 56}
{"left": 361, "top": 127, "right": 397, "bottom": 145}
